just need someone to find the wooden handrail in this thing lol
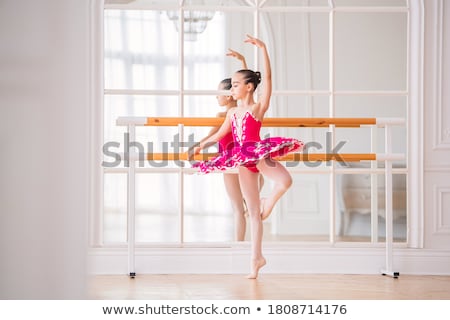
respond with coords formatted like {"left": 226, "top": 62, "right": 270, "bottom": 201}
{"left": 117, "top": 116, "right": 406, "bottom": 127}
{"left": 144, "top": 117, "right": 376, "bottom": 127}
{"left": 143, "top": 153, "right": 377, "bottom": 162}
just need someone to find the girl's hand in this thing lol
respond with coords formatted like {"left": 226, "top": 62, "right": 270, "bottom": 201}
{"left": 226, "top": 48, "right": 248, "bottom": 69}
{"left": 244, "top": 34, "right": 266, "bottom": 48}
{"left": 193, "top": 146, "right": 202, "bottom": 155}
{"left": 226, "top": 48, "right": 245, "bottom": 62}
{"left": 187, "top": 145, "right": 201, "bottom": 160}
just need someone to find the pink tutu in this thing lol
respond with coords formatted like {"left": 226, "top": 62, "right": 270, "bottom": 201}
{"left": 192, "top": 131, "right": 236, "bottom": 173}
{"left": 192, "top": 111, "right": 303, "bottom": 174}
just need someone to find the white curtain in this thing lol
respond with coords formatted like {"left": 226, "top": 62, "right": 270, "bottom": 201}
{"left": 103, "top": 10, "right": 234, "bottom": 243}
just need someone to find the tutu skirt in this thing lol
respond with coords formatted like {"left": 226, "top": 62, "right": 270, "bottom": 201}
{"left": 192, "top": 111, "right": 304, "bottom": 174}
{"left": 192, "top": 137, "right": 303, "bottom": 174}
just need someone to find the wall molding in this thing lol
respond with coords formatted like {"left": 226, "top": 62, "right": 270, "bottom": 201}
{"left": 432, "top": 0, "right": 450, "bottom": 150}
{"left": 88, "top": 0, "right": 105, "bottom": 247}
{"left": 434, "top": 186, "right": 450, "bottom": 234}
{"left": 407, "top": 0, "right": 425, "bottom": 248}
{"left": 88, "top": 246, "right": 450, "bottom": 275}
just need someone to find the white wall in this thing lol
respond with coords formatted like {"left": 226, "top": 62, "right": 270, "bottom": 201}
{"left": 0, "top": 0, "right": 90, "bottom": 298}
{"left": 423, "top": 0, "right": 450, "bottom": 250}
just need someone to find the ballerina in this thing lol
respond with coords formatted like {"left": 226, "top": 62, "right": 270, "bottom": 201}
{"left": 190, "top": 50, "right": 264, "bottom": 241}
{"left": 192, "top": 35, "right": 303, "bottom": 279}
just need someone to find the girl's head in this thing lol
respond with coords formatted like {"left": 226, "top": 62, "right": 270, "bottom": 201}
{"left": 216, "top": 78, "right": 235, "bottom": 107}
{"left": 236, "top": 69, "right": 261, "bottom": 90}
{"left": 231, "top": 69, "right": 261, "bottom": 100}
{"left": 219, "top": 78, "right": 232, "bottom": 90}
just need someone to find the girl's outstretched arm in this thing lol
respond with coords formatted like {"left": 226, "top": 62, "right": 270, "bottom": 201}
{"left": 196, "top": 120, "right": 221, "bottom": 150}
{"left": 190, "top": 109, "right": 233, "bottom": 156}
{"left": 244, "top": 34, "right": 272, "bottom": 114}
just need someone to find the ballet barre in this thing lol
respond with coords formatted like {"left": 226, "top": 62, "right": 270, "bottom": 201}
{"left": 116, "top": 116, "right": 405, "bottom": 279}
{"left": 117, "top": 116, "right": 404, "bottom": 127}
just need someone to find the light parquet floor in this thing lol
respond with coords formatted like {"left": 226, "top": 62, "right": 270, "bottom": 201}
{"left": 88, "top": 274, "right": 450, "bottom": 300}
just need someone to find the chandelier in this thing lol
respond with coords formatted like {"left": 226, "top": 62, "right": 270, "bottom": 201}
{"left": 166, "top": 8, "right": 215, "bottom": 41}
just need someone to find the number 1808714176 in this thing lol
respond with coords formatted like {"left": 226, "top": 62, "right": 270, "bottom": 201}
{"left": 267, "top": 304, "right": 347, "bottom": 315}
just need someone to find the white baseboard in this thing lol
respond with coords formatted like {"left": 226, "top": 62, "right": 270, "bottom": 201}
{"left": 87, "top": 244, "right": 450, "bottom": 276}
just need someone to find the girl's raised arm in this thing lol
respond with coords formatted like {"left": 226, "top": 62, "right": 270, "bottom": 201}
{"left": 226, "top": 48, "right": 248, "bottom": 69}
{"left": 244, "top": 35, "right": 272, "bottom": 114}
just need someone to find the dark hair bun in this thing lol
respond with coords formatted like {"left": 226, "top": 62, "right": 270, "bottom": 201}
{"left": 236, "top": 69, "right": 262, "bottom": 90}
{"left": 255, "top": 71, "right": 261, "bottom": 85}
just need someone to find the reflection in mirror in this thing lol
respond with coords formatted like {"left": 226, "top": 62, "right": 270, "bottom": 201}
{"left": 184, "top": 173, "right": 236, "bottom": 242}
{"left": 335, "top": 95, "right": 407, "bottom": 167}
{"left": 135, "top": 173, "right": 180, "bottom": 243}
{"left": 104, "top": 9, "right": 180, "bottom": 90}
{"left": 103, "top": 1, "right": 410, "bottom": 245}
{"left": 333, "top": 0, "right": 407, "bottom": 7}
{"left": 183, "top": 11, "right": 254, "bottom": 90}
{"left": 103, "top": 173, "right": 127, "bottom": 243}
{"left": 103, "top": 95, "right": 180, "bottom": 171}
{"left": 262, "top": 12, "right": 329, "bottom": 91}
{"left": 262, "top": 173, "right": 330, "bottom": 242}
{"left": 263, "top": 0, "right": 330, "bottom": 6}
{"left": 336, "top": 170, "right": 407, "bottom": 243}
{"left": 335, "top": 12, "right": 407, "bottom": 91}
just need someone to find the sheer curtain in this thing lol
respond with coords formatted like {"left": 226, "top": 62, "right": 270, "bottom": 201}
{"left": 103, "top": 9, "right": 233, "bottom": 243}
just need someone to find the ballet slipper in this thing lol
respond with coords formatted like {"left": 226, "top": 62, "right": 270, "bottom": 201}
{"left": 246, "top": 257, "right": 266, "bottom": 279}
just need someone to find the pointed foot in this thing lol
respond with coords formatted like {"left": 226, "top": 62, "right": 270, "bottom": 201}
{"left": 246, "top": 257, "right": 266, "bottom": 279}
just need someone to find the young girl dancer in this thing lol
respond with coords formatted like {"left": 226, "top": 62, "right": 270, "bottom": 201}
{"left": 193, "top": 35, "right": 303, "bottom": 278}
{"left": 192, "top": 49, "right": 263, "bottom": 241}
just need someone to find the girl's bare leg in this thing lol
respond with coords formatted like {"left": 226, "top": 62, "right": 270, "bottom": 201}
{"left": 238, "top": 166, "right": 266, "bottom": 279}
{"left": 257, "top": 158, "right": 293, "bottom": 221}
{"left": 223, "top": 173, "right": 246, "bottom": 241}
{"left": 258, "top": 173, "right": 265, "bottom": 191}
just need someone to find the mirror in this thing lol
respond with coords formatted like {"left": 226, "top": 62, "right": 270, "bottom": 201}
{"left": 103, "top": 2, "right": 408, "bottom": 244}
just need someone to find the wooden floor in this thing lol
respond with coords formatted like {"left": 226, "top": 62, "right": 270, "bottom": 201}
{"left": 88, "top": 274, "right": 450, "bottom": 300}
